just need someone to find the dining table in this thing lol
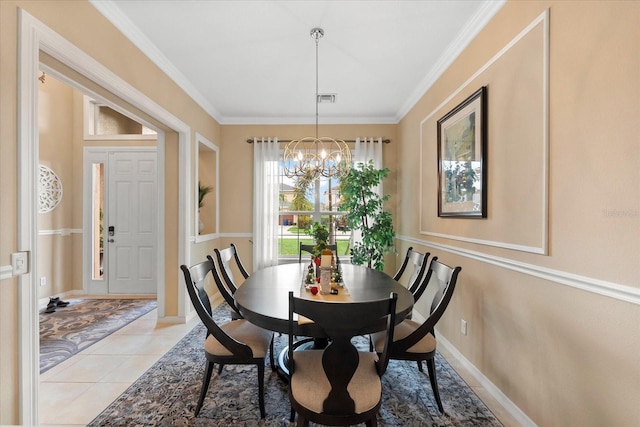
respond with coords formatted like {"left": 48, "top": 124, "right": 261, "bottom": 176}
{"left": 234, "top": 262, "right": 414, "bottom": 379}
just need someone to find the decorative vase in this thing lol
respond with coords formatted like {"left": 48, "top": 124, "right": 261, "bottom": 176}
{"left": 319, "top": 267, "right": 332, "bottom": 295}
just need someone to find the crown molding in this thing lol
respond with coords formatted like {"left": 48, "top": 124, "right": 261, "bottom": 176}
{"left": 91, "top": 0, "right": 505, "bottom": 126}
{"left": 396, "top": 0, "right": 506, "bottom": 121}
{"left": 89, "top": 0, "right": 223, "bottom": 122}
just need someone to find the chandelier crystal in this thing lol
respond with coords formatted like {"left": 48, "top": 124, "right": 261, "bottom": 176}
{"left": 282, "top": 28, "right": 352, "bottom": 179}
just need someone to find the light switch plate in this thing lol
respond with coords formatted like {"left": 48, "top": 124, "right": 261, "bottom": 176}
{"left": 11, "top": 252, "right": 28, "bottom": 275}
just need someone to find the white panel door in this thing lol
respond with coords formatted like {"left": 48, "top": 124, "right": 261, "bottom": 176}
{"left": 107, "top": 151, "right": 157, "bottom": 294}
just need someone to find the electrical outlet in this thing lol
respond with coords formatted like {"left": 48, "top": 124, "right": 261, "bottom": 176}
{"left": 461, "top": 319, "right": 467, "bottom": 336}
{"left": 40, "top": 277, "right": 47, "bottom": 287}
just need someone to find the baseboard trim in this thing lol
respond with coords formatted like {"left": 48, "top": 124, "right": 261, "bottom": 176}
{"left": 437, "top": 334, "right": 537, "bottom": 427}
{"left": 410, "top": 310, "right": 535, "bottom": 425}
{"left": 157, "top": 315, "right": 187, "bottom": 324}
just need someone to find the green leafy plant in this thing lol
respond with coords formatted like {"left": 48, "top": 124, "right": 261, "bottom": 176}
{"left": 308, "top": 222, "right": 329, "bottom": 257}
{"left": 341, "top": 160, "right": 395, "bottom": 270}
{"left": 198, "top": 181, "right": 213, "bottom": 209}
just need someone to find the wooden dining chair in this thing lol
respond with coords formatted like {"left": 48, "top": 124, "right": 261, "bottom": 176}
{"left": 369, "top": 252, "right": 436, "bottom": 364}
{"left": 207, "top": 253, "right": 242, "bottom": 320}
{"left": 371, "top": 258, "right": 461, "bottom": 413}
{"left": 207, "top": 253, "right": 276, "bottom": 372}
{"left": 214, "top": 243, "right": 249, "bottom": 292}
{"left": 287, "top": 291, "right": 397, "bottom": 426}
{"left": 213, "top": 243, "right": 250, "bottom": 321}
{"left": 180, "top": 259, "right": 272, "bottom": 418}
{"left": 299, "top": 242, "right": 339, "bottom": 263}
{"left": 393, "top": 247, "right": 431, "bottom": 303}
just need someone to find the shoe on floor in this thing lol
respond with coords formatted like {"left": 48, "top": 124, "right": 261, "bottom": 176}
{"left": 45, "top": 302, "right": 56, "bottom": 313}
{"left": 49, "top": 296, "right": 69, "bottom": 307}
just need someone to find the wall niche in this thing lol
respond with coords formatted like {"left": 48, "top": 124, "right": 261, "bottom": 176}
{"left": 195, "top": 133, "right": 219, "bottom": 241}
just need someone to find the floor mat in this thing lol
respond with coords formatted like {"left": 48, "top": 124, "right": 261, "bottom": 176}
{"left": 39, "top": 298, "right": 157, "bottom": 373}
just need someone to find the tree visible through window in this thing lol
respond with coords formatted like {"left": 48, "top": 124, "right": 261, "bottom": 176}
{"left": 278, "top": 157, "right": 351, "bottom": 261}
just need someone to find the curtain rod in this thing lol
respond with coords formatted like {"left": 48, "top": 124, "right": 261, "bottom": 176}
{"left": 247, "top": 138, "right": 390, "bottom": 144}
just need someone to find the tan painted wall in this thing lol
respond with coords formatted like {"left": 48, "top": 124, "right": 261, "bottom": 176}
{"left": 398, "top": 1, "right": 639, "bottom": 426}
{"left": 0, "top": 1, "right": 220, "bottom": 423}
{"left": 2, "top": 0, "right": 638, "bottom": 425}
{"left": 219, "top": 124, "right": 398, "bottom": 273}
{"left": 37, "top": 75, "right": 75, "bottom": 299}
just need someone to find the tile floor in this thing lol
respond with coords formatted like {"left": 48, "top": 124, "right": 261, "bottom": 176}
{"left": 39, "top": 308, "right": 522, "bottom": 427}
{"left": 39, "top": 308, "right": 201, "bottom": 426}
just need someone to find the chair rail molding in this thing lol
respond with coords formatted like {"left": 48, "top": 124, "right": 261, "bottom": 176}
{"left": 397, "top": 234, "right": 640, "bottom": 306}
{"left": 38, "top": 228, "right": 82, "bottom": 236}
{"left": 219, "top": 232, "right": 254, "bottom": 239}
{"left": 0, "top": 265, "right": 13, "bottom": 281}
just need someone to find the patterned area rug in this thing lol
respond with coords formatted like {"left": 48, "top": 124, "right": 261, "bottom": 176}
{"left": 89, "top": 303, "right": 503, "bottom": 426}
{"left": 39, "top": 298, "right": 157, "bottom": 373}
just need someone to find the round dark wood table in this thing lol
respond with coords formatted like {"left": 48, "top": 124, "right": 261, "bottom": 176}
{"left": 234, "top": 263, "right": 414, "bottom": 379}
{"left": 235, "top": 263, "right": 414, "bottom": 335}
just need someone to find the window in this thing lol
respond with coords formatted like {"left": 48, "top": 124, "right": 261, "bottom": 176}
{"left": 277, "top": 158, "right": 351, "bottom": 261}
{"left": 84, "top": 96, "right": 157, "bottom": 140}
{"left": 255, "top": 138, "right": 382, "bottom": 266}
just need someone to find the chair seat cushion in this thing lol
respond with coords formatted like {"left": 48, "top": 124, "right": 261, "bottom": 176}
{"left": 371, "top": 319, "right": 436, "bottom": 354}
{"left": 290, "top": 350, "right": 381, "bottom": 414}
{"left": 205, "top": 319, "right": 271, "bottom": 357}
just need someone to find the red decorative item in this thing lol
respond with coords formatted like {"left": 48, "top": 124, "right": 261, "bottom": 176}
{"left": 314, "top": 257, "right": 321, "bottom": 266}
{"left": 310, "top": 286, "right": 318, "bottom": 295}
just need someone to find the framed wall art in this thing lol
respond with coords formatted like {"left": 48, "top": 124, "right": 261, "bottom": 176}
{"left": 437, "top": 86, "right": 487, "bottom": 218}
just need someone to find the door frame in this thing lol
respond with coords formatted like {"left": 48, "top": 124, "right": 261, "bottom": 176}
{"left": 83, "top": 147, "right": 159, "bottom": 295}
{"left": 18, "top": 9, "right": 192, "bottom": 424}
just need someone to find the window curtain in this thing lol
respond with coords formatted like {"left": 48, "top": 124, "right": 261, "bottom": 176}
{"left": 354, "top": 136, "right": 384, "bottom": 195}
{"left": 252, "top": 137, "right": 280, "bottom": 270}
{"left": 354, "top": 137, "right": 383, "bottom": 168}
{"left": 352, "top": 137, "right": 384, "bottom": 247}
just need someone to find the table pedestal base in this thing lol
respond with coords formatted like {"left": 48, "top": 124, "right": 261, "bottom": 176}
{"left": 276, "top": 337, "right": 328, "bottom": 382}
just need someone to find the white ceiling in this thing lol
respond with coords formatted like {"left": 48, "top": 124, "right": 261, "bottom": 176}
{"left": 91, "top": 0, "right": 505, "bottom": 125}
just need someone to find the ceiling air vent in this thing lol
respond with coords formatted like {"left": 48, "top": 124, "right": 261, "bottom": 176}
{"left": 317, "top": 93, "right": 337, "bottom": 104}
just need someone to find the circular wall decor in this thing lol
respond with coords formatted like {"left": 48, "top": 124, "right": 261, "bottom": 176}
{"left": 39, "top": 164, "right": 63, "bottom": 213}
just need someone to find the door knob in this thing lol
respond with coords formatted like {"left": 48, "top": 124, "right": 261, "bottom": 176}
{"left": 108, "top": 239, "right": 115, "bottom": 243}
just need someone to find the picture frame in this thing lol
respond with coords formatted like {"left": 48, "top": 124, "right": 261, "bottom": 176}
{"left": 437, "top": 86, "right": 487, "bottom": 218}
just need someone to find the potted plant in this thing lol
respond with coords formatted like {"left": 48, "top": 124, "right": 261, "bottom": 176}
{"left": 341, "top": 160, "right": 395, "bottom": 270}
{"left": 302, "top": 222, "right": 330, "bottom": 284}
{"left": 309, "top": 222, "right": 329, "bottom": 256}
{"left": 198, "top": 181, "right": 213, "bottom": 234}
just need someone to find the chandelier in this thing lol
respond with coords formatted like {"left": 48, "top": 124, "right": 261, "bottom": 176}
{"left": 282, "top": 28, "right": 352, "bottom": 179}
